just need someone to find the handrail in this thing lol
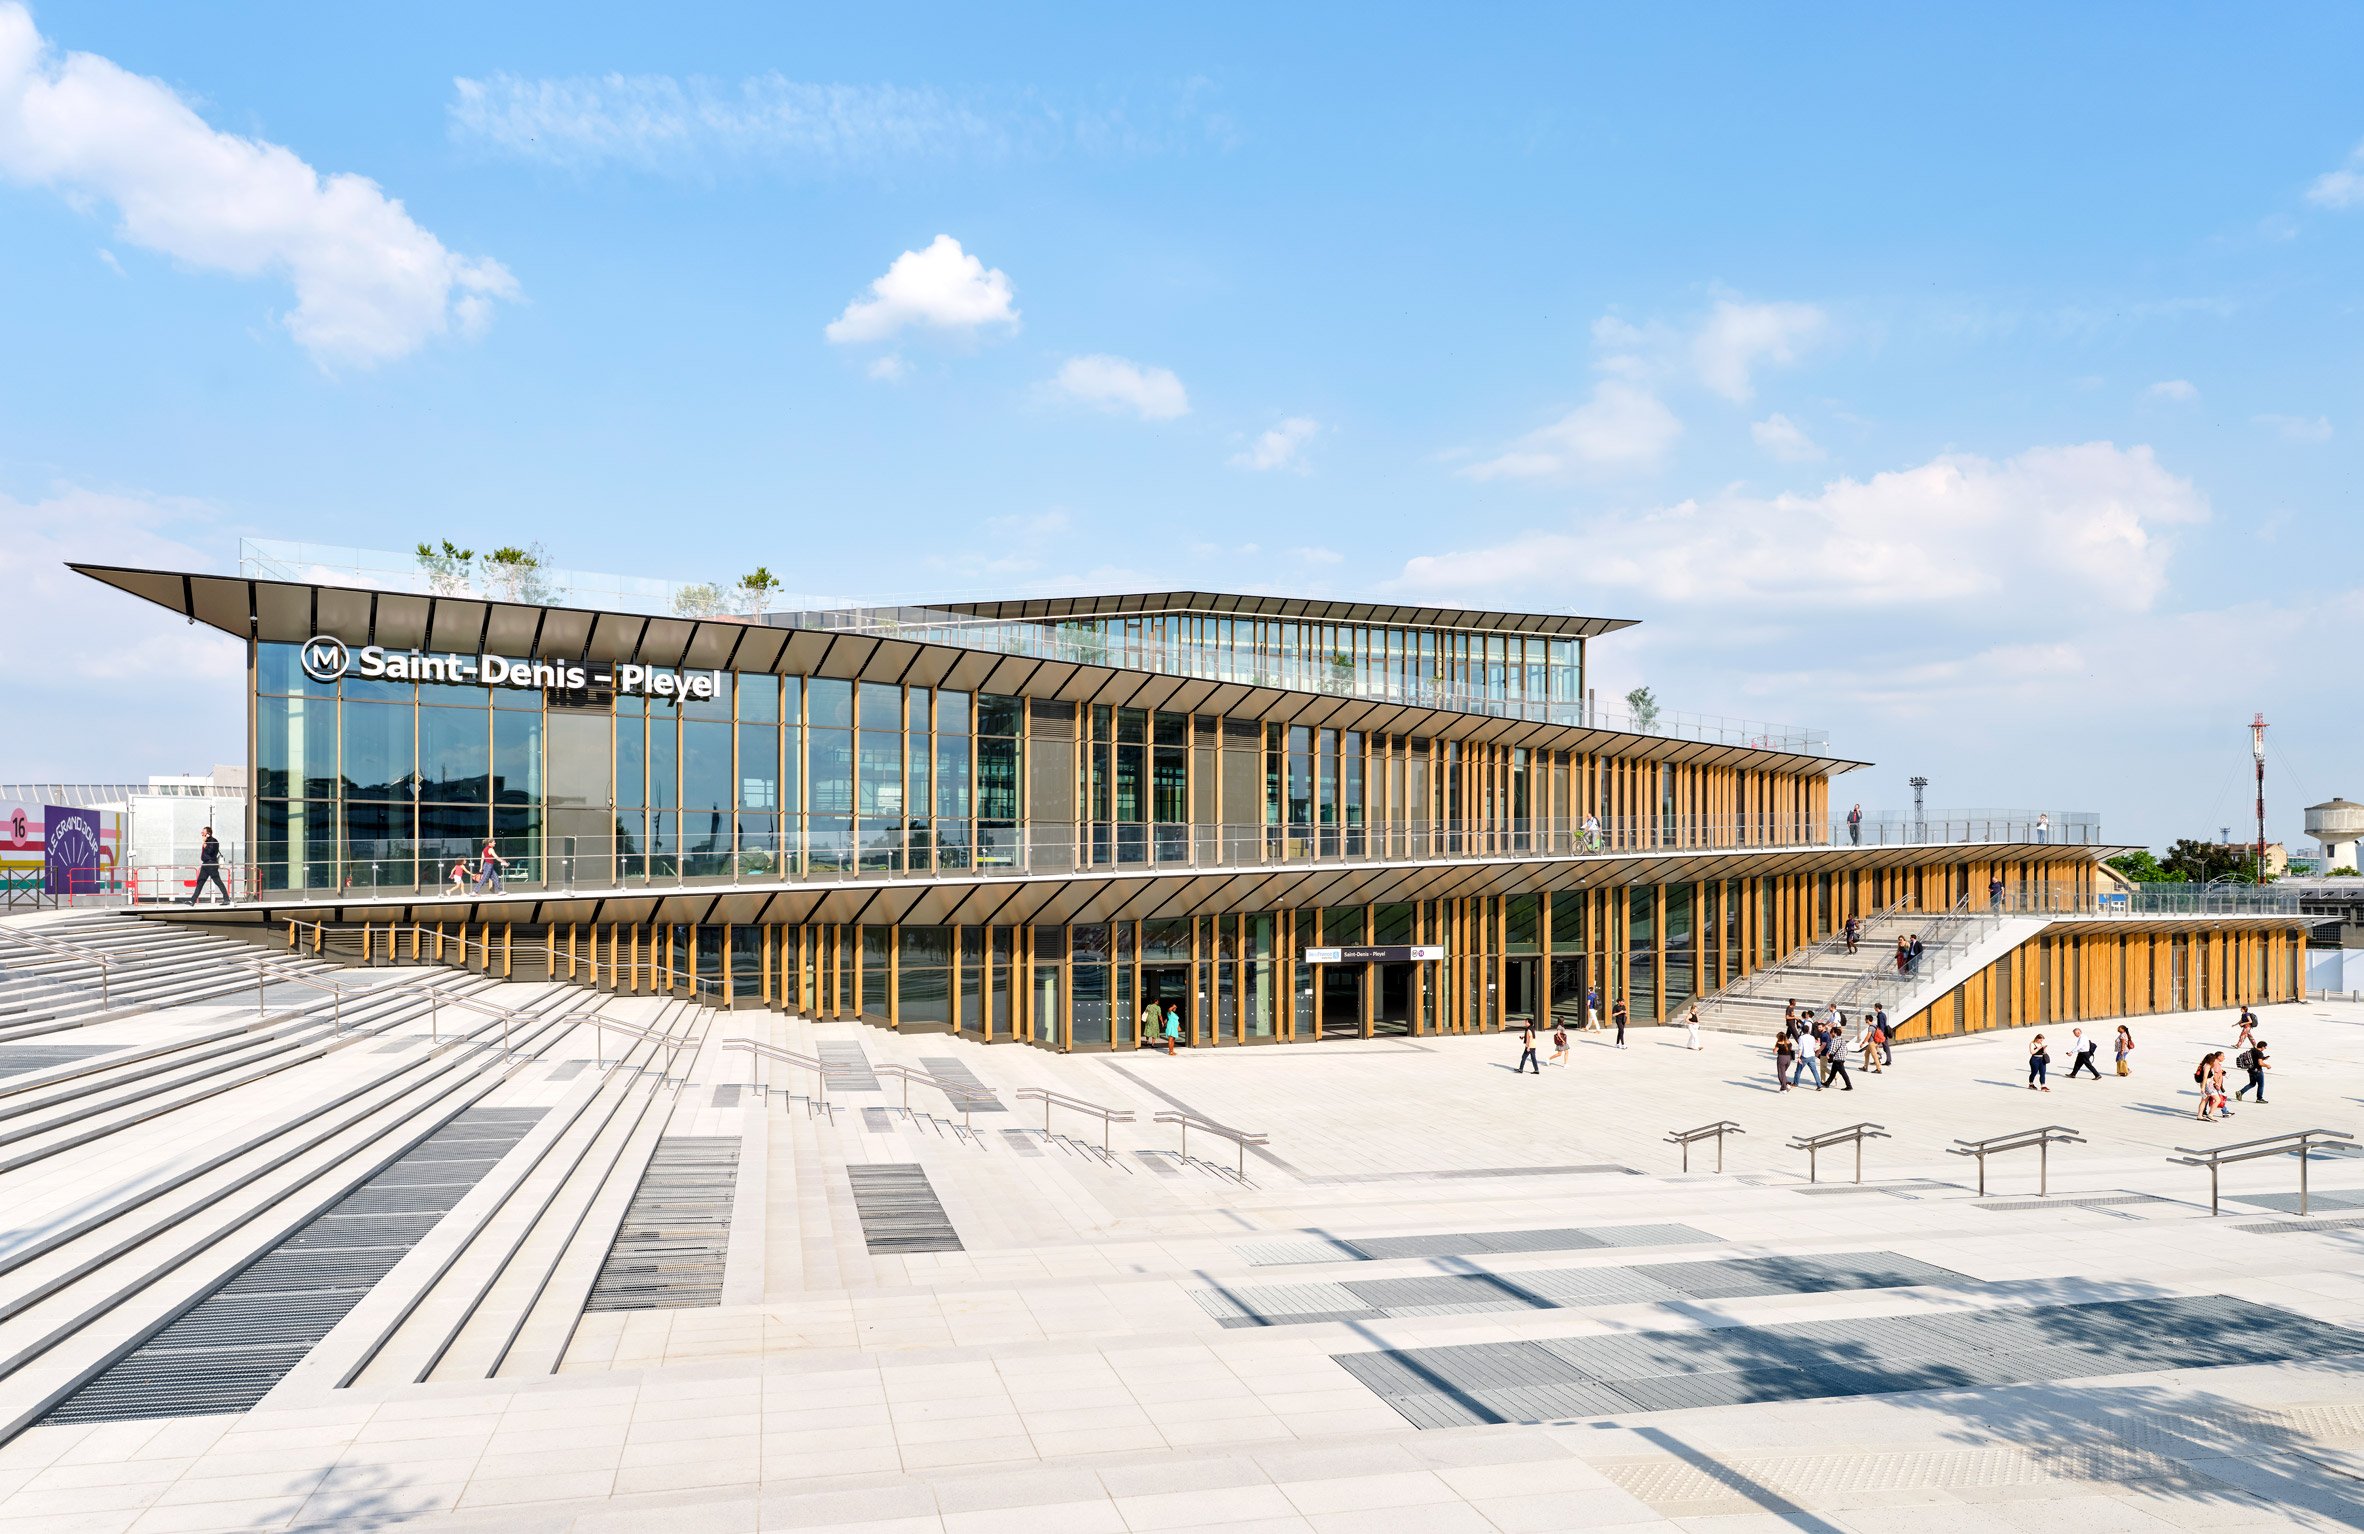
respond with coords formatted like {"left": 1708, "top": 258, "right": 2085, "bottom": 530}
{"left": 0, "top": 927, "right": 114, "bottom": 1010}
{"left": 1948, "top": 1124, "right": 2084, "bottom": 1196}
{"left": 1150, "top": 1109, "right": 1268, "bottom": 1178}
{"left": 2170, "top": 1127, "right": 2357, "bottom": 1216}
{"left": 564, "top": 1010, "right": 693, "bottom": 1080}
{"left": 1704, "top": 897, "right": 1911, "bottom": 1012}
{"left": 303, "top": 918, "right": 732, "bottom": 1002}
{"left": 1786, "top": 1121, "right": 1890, "bottom": 1185}
{"left": 720, "top": 1038, "right": 830, "bottom": 1108}
{"left": 1664, "top": 1119, "right": 1744, "bottom": 1174}
{"left": 1015, "top": 1087, "right": 1138, "bottom": 1152}
{"left": 873, "top": 1062, "right": 998, "bottom": 1128}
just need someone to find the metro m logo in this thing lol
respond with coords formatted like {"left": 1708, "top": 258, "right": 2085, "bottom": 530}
{"left": 298, "top": 635, "right": 351, "bottom": 684}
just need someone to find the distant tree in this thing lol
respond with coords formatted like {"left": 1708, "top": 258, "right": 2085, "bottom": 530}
{"left": 672, "top": 582, "right": 727, "bottom": 618}
{"left": 414, "top": 540, "right": 475, "bottom": 596}
{"left": 1624, "top": 685, "right": 1660, "bottom": 732}
{"left": 736, "top": 567, "right": 782, "bottom": 617}
{"left": 2328, "top": 866, "right": 2361, "bottom": 878}
{"left": 2106, "top": 850, "right": 2169, "bottom": 883}
{"left": 2161, "top": 838, "right": 2252, "bottom": 885}
{"left": 481, "top": 544, "right": 550, "bottom": 604}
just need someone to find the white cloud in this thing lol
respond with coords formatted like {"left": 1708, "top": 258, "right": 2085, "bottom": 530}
{"left": 866, "top": 354, "right": 909, "bottom": 382}
{"left": 0, "top": 2, "right": 516, "bottom": 366}
{"left": 2307, "top": 140, "right": 2364, "bottom": 209}
{"left": 1692, "top": 297, "right": 1826, "bottom": 402}
{"left": 2146, "top": 378, "right": 2199, "bottom": 402}
{"left": 1405, "top": 441, "right": 2207, "bottom": 616}
{"left": 2256, "top": 412, "right": 2333, "bottom": 443}
{"left": 825, "top": 235, "right": 1016, "bottom": 346}
{"left": 1750, "top": 412, "right": 1824, "bottom": 462}
{"left": 1050, "top": 354, "right": 1188, "bottom": 421}
{"left": 1463, "top": 381, "right": 1680, "bottom": 479}
{"left": 1232, "top": 416, "right": 1318, "bottom": 472}
{"left": 447, "top": 72, "right": 1239, "bottom": 174}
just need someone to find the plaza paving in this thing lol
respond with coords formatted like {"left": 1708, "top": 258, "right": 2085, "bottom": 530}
{"left": 7, "top": 983, "right": 2364, "bottom": 1533}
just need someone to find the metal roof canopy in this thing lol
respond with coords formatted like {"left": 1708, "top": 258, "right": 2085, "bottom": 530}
{"left": 152, "top": 838, "right": 2118, "bottom": 934}
{"left": 916, "top": 590, "right": 1635, "bottom": 640}
{"left": 72, "top": 562, "right": 1862, "bottom": 774}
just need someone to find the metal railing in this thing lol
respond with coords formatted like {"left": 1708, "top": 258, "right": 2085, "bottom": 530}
{"left": 720, "top": 1038, "right": 831, "bottom": 1110}
{"left": 1830, "top": 895, "right": 2008, "bottom": 1017}
{"left": 1948, "top": 1125, "right": 2085, "bottom": 1196}
{"left": 1015, "top": 1088, "right": 1138, "bottom": 1152}
{"left": 298, "top": 919, "right": 732, "bottom": 1005}
{"left": 213, "top": 808, "right": 2101, "bottom": 906}
{"left": 872, "top": 1062, "right": 996, "bottom": 1128}
{"left": 1665, "top": 1119, "right": 1744, "bottom": 1173}
{"left": 1150, "top": 1110, "right": 1268, "bottom": 1178}
{"left": 1707, "top": 896, "right": 1912, "bottom": 1011}
{"left": 2170, "top": 1128, "right": 2357, "bottom": 1216}
{"left": 571, "top": 1011, "right": 696, "bottom": 1081}
{"left": 1788, "top": 1122, "right": 1889, "bottom": 1185}
{"left": 0, "top": 927, "right": 115, "bottom": 1009}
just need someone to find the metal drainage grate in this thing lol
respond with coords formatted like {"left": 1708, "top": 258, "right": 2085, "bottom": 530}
{"left": 1306, "top": 1164, "right": 1635, "bottom": 1185}
{"left": 1198, "top": 1252, "right": 1962, "bottom": 1328}
{"left": 845, "top": 1164, "right": 961, "bottom": 1253}
{"left": 1975, "top": 1194, "right": 2173, "bottom": 1214}
{"left": 1332, "top": 1295, "right": 2364, "bottom": 1429}
{"left": 548, "top": 1060, "right": 589, "bottom": 1081}
{"left": 862, "top": 1107, "right": 895, "bottom": 1132}
{"left": 583, "top": 1137, "right": 740, "bottom": 1312}
{"left": 919, "top": 1056, "right": 1005, "bottom": 1111}
{"left": 2238, "top": 1213, "right": 2364, "bottom": 1235}
{"left": 0, "top": 1043, "right": 115, "bottom": 1078}
{"left": 815, "top": 1041, "right": 878, "bottom": 1091}
{"left": 1001, "top": 1128, "right": 1044, "bottom": 1156}
{"left": 2231, "top": 1188, "right": 2364, "bottom": 1215}
{"left": 710, "top": 1084, "right": 741, "bottom": 1109}
{"left": 1244, "top": 1223, "right": 1718, "bottom": 1267}
{"left": 41, "top": 1106, "right": 543, "bottom": 1424}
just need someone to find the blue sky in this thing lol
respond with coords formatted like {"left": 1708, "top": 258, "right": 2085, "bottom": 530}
{"left": 5, "top": 1, "right": 2362, "bottom": 848}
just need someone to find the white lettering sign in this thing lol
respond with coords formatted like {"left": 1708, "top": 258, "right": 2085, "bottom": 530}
{"left": 302, "top": 636, "right": 719, "bottom": 700}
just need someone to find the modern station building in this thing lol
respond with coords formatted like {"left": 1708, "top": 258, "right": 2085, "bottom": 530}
{"left": 73, "top": 549, "right": 2307, "bottom": 1047}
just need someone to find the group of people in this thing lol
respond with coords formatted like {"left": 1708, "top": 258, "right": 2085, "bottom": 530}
{"left": 2022, "top": 1025, "right": 2130, "bottom": 1089}
{"left": 1136, "top": 1000, "right": 1188, "bottom": 1054}
{"left": 1892, "top": 933, "right": 1926, "bottom": 977}
{"left": 1771, "top": 1000, "right": 1893, "bottom": 1092}
{"left": 1514, "top": 987, "right": 1699, "bottom": 1072}
{"left": 2022, "top": 1005, "right": 2273, "bottom": 1121}
{"left": 444, "top": 839, "right": 511, "bottom": 895}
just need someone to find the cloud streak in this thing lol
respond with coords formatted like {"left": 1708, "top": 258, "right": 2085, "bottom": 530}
{"left": 449, "top": 71, "right": 1239, "bottom": 174}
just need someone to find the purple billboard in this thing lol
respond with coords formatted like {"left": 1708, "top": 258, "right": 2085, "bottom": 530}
{"left": 43, "top": 805, "right": 101, "bottom": 896}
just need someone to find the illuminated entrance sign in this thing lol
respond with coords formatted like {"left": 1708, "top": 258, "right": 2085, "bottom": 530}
{"left": 295, "top": 635, "right": 720, "bottom": 700}
{"left": 1302, "top": 945, "right": 1446, "bottom": 964}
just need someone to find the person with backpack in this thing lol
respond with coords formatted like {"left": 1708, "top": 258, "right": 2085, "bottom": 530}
{"left": 1873, "top": 1003, "right": 1893, "bottom": 1066}
{"left": 1820, "top": 1022, "right": 1854, "bottom": 1091}
{"left": 1549, "top": 1020, "right": 1571, "bottom": 1068}
{"left": 2235, "top": 1040, "right": 2270, "bottom": 1103}
{"left": 2114, "top": 1024, "right": 2134, "bottom": 1077}
{"left": 1774, "top": 1030, "right": 1796, "bottom": 1093}
{"left": 2066, "top": 1028, "right": 2102, "bottom": 1080}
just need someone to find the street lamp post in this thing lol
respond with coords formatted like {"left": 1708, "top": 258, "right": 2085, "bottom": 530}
{"left": 2252, "top": 713, "right": 2270, "bottom": 883}
{"left": 1909, "top": 776, "right": 1928, "bottom": 844}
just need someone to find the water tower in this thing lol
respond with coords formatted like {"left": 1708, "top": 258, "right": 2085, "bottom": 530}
{"left": 2305, "top": 799, "right": 2364, "bottom": 873}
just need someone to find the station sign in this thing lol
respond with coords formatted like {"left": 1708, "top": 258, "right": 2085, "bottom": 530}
{"left": 1302, "top": 944, "right": 1446, "bottom": 964}
{"left": 296, "top": 635, "right": 721, "bottom": 701}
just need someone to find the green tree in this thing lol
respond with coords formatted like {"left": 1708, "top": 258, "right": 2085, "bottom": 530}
{"left": 2105, "top": 849, "right": 2168, "bottom": 883}
{"left": 736, "top": 566, "right": 782, "bottom": 617}
{"left": 481, "top": 543, "right": 550, "bottom": 604}
{"left": 1624, "top": 685, "right": 1660, "bottom": 732}
{"left": 414, "top": 539, "right": 475, "bottom": 596}
{"left": 2161, "top": 838, "right": 2252, "bottom": 884}
{"left": 672, "top": 581, "right": 726, "bottom": 618}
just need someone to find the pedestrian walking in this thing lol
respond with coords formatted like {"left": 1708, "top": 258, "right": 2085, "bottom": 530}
{"left": 1684, "top": 1004, "right": 1701, "bottom": 1051}
{"left": 1989, "top": 875, "right": 2005, "bottom": 910}
{"left": 1793, "top": 1022, "right": 1823, "bottom": 1089}
{"left": 1139, "top": 997, "right": 1162, "bottom": 1049}
{"left": 2027, "top": 1034, "right": 2051, "bottom": 1092}
{"left": 1894, "top": 937, "right": 1910, "bottom": 977}
{"left": 1162, "top": 1004, "right": 1183, "bottom": 1055}
{"left": 1843, "top": 915, "right": 1860, "bottom": 955}
{"left": 1775, "top": 1030, "right": 1795, "bottom": 1092}
{"left": 1847, "top": 802, "right": 1863, "bottom": 845}
{"left": 1516, "top": 1021, "right": 1542, "bottom": 1074}
{"left": 1585, "top": 987, "right": 1602, "bottom": 1033}
{"left": 1821, "top": 1025, "right": 1854, "bottom": 1091}
{"left": 2235, "top": 1040, "right": 2270, "bottom": 1103}
{"left": 1549, "top": 1022, "right": 1570, "bottom": 1067}
{"left": 1856, "top": 1015, "right": 1882, "bottom": 1074}
{"left": 2209, "top": 1052, "right": 2235, "bottom": 1118}
{"left": 2114, "top": 1024, "right": 2134, "bottom": 1077}
{"left": 447, "top": 859, "right": 475, "bottom": 894}
{"left": 1907, "top": 934, "right": 1925, "bottom": 975}
{"left": 2234, "top": 1011, "right": 2257, "bottom": 1053}
{"left": 2066, "top": 1028, "right": 2102, "bottom": 1080}
{"left": 1611, "top": 1001, "right": 1628, "bottom": 1049}
{"left": 187, "top": 825, "right": 230, "bottom": 905}
{"left": 477, "top": 837, "right": 508, "bottom": 894}
{"left": 1873, "top": 1003, "right": 1892, "bottom": 1065}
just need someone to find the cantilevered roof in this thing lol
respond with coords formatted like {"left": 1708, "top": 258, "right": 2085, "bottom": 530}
{"left": 146, "top": 838, "right": 2119, "bottom": 935}
{"left": 70, "top": 562, "right": 1854, "bottom": 773}
{"left": 927, "top": 591, "right": 1636, "bottom": 639}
